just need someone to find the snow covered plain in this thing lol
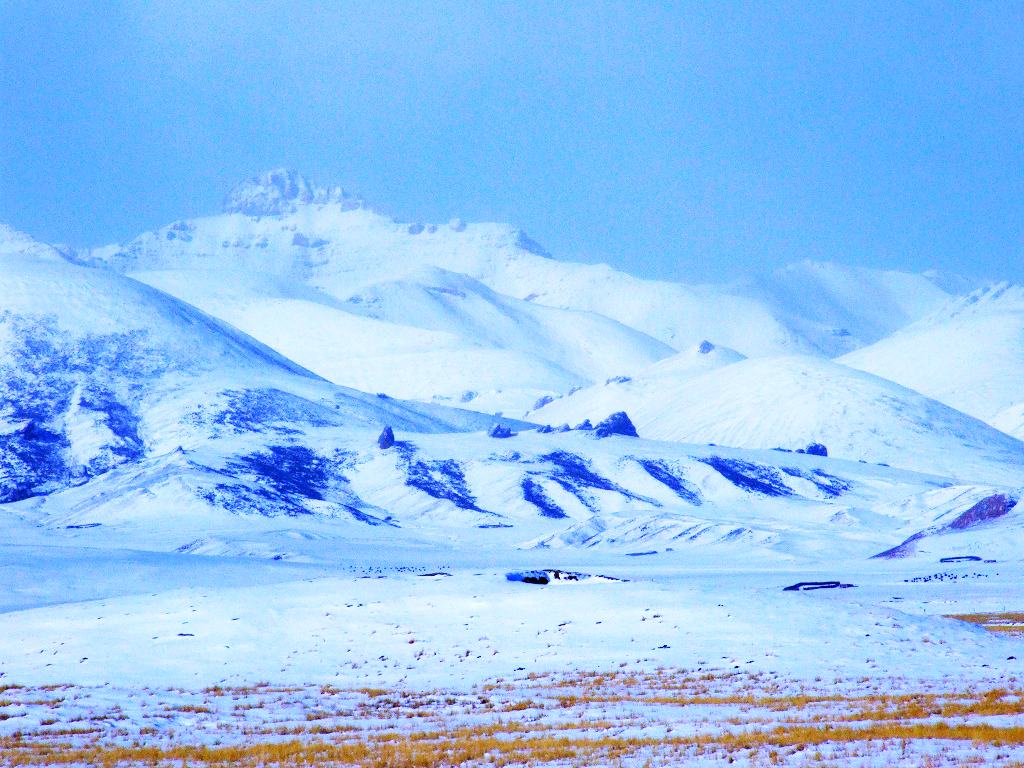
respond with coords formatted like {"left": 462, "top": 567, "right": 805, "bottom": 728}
{"left": 1, "top": 175, "right": 1024, "bottom": 765}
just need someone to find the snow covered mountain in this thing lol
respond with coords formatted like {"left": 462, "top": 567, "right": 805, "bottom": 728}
{"left": 83, "top": 171, "right": 679, "bottom": 413}
{"left": 841, "top": 283, "right": 1024, "bottom": 434}
{"left": 529, "top": 354, "right": 1024, "bottom": 483}
{"left": 1, "top": 172, "right": 1018, "bottom": 570}
{"left": 81, "top": 170, "right": 967, "bottom": 415}
{"left": 737, "top": 260, "right": 964, "bottom": 356}
{"left": 0, "top": 226, "right": 517, "bottom": 507}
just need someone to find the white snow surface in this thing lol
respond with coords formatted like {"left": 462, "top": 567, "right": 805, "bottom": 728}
{"left": 81, "top": 171, "right": 967, "bottom": 413}
{"left": 531, "top": 354, "right": 1024, "bottom": 483}
{"left": 842, "top": 283, "right": 1024, "bottom": 431}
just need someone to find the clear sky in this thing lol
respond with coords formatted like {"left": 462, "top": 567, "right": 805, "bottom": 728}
{"left": 1, "top": 1, "right": 1022, "bottom": 283}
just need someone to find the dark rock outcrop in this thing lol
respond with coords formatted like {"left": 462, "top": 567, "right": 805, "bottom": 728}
{"left": 594, "top": 411, "right": 639, "bottom": 439}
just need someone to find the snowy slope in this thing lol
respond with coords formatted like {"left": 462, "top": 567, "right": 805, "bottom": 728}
{"left": 871, "top": 484, "right": 1024, "bottom": 561}
{"left": 0, "top": 222, "right": 71, "bottom": 262}
{"left": 530, "top": 354, "right": 1024, "bottom": 482}
{"left": 738, "top": 260, "right": 961, "bottom": 356}
{"left": 87, "top": 170, "right": 964, "bottom": 373}
{"left": 841, "top": 283, "right": 1024, "bottom": 430}
{"left": 531, "top": 340, "right": 746, "bottom": 414}
{"left": 83, "top": 172, "right": 682, "bottom": 413}
{"left": 131, "top": 263, "right": 672, "bottom": 414}
{"left": 2, "top": 425, "right": 965, "bottom": 564}
{"left": 0, "top": 227, "right": 522, "bottom": 505}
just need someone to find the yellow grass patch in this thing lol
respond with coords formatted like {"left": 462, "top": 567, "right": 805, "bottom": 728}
{"left": 947, "top": 612, "right": 1024, "bottom": 636}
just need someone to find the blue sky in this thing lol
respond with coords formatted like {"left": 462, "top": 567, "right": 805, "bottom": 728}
{"left": 1, "top": 1, "right": 1022, "bottom": 282}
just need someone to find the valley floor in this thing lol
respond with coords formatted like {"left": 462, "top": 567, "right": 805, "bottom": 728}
{"left": 0, "top": 546, "right": 1022, "bottom": 765}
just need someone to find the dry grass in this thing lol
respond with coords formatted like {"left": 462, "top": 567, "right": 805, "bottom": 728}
{"left": 3, "top": 721, "right": 1024, "bottom": 767}
{"left": 947, "top": 612, "right": 1024, "bottom": 637}
{"left": 1, "top": 671, "right": 1023, "bottom": 766}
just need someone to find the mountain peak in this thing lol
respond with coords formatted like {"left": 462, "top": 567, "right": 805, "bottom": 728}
{"left": 0, "top": 223, "right": 68, "bottom": 262}
{"left": 222, "top": 168, "right": 361, "bottom": 216}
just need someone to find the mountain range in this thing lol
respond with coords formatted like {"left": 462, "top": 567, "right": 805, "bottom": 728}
{"left": 2, "top": 168, "right": 1022, "bottom": 565}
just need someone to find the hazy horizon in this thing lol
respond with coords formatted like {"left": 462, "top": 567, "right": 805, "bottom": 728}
{"left": 2, "top": 1, "right": 1022, "bottom": 284}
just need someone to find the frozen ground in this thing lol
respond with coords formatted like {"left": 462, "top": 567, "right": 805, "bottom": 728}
{"left": 0, "top": 543, "right": 1022, "bottom": 766}
{"left": 0, "top": 549, "right": 1021, "bottom": 689}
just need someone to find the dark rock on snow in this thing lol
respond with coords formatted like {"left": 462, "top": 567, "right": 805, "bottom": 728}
{"left": 594, "top": 411, "right": 639, "bottom": 438}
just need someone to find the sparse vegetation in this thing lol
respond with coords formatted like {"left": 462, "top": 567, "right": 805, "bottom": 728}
{"left": 1, "top": 671, "right": 1022, "bottom": 766}
{"left": 947, "top": 612, "right": 1024, "bottom": 636}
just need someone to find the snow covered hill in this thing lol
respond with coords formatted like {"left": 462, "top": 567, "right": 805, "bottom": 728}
{"left": 871, "top": 484, "right": 1024, "bottom": 561}
{"left": 738, "top": 260, "right": 963, "bottom": 356}
{"left": 4, "top": 424, "right": 989, "bottom": 564}
{"left": 0, "top": 174, "right": 1017, "bottom": 571}
{"left": 0, "top": 226, "right": 518, "bottom": 505}
{"left": 841, "top": 283, "right": 1024, "bottom": 433}
{"left": 530, "top": 354, "right": 1024, "bottom": 483}
{"left": 82, "top": 171, "right": 684, "bottom": 413}
{"left": 128, "top": 263, "right": 672, "bottom": 415}
{"left": 82, "top": 170, "right": 967, "bottom": 413}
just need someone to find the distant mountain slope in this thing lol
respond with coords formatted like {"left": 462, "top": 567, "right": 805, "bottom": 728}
{"left": 0, "top": 227, "right": 513, "bottom": 504}
{"left": 86, "top": 170, "right": 964, "bottom": 375}
{"left": 841, "top": 283, "right": 1024, "bottom": 429}
{"left": 530, "top": 354, "right": 1024, "bottom": 483}
{"left": 737, "top": 260, "right": 961, "bottom": 356}
{"left": 130, "top": 264, "right": 672, "bottom": 415}
{"left": 85, "top": 171, "right": 680, "bottom": 413}
{"left": 530, "top": 340, "right": 746, "bottom": 416}
{"left": 871, "top": 485, "right": 1024, "bottom": 562}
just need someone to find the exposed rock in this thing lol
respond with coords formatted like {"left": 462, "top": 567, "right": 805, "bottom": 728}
{"left": 594, "top": 411, "right": 639, "bottom": 439}
{"left": 488, "top": 423, "right": 513, "bottom": 439}
{"left": 377, "top": 426, "right": 395, "bottom": 449}
{"left": 948, "top": 493, "right": 1017, "bottom": 529}
{"left": 513, "top": 231, "right": 551, "bottom": 257}
{"left": 872, "top": 492, "right": 1019, "bottom": 559}
{"left": 223, "top": 169, "right": 360, "bottom": 216}
{"left": 532, "top": 394, "right": 556, "bottom": 411}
